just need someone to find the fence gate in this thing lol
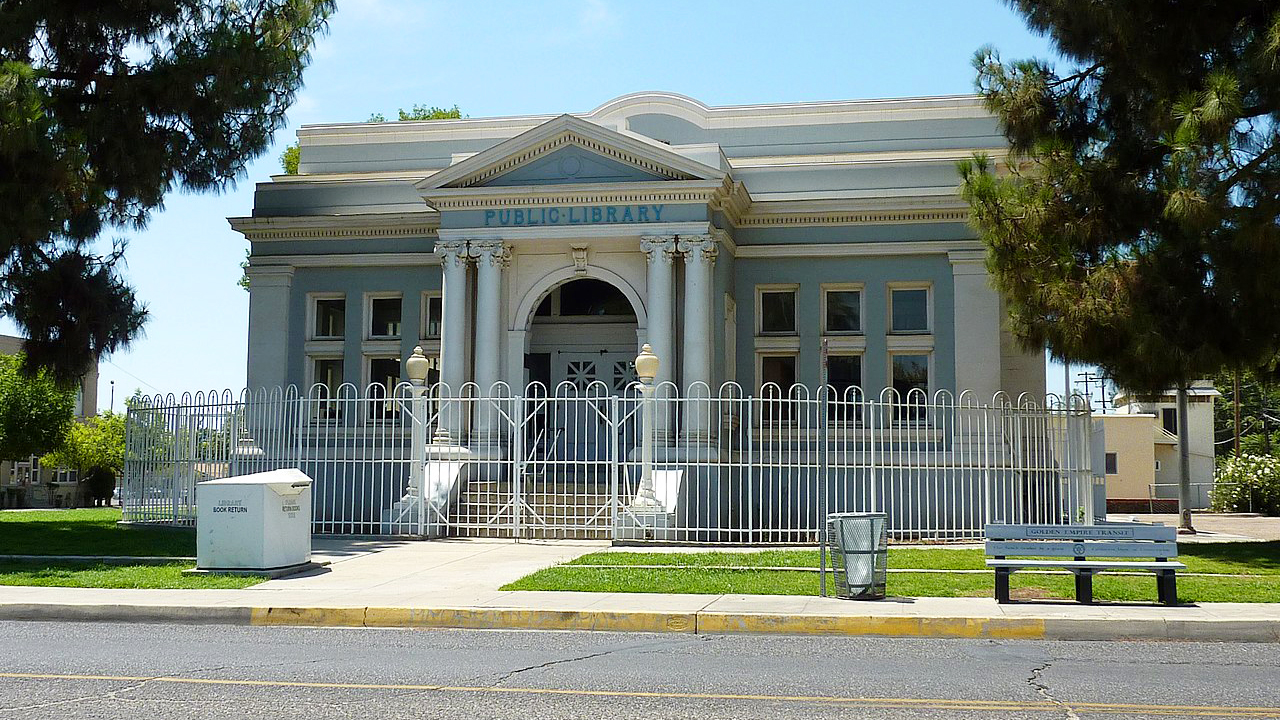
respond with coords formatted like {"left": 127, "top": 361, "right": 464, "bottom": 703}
{"left": 442, "top": 386, "right": 637, "bottom": 539}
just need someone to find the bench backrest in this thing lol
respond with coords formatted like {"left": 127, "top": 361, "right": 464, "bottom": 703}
{"left": 984, "top": 523, "right": 1178, "bottom": 559}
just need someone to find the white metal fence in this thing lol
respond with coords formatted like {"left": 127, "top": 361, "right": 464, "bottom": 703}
{"left": 122, "top": 383, "right": 1096, "bottom": 542}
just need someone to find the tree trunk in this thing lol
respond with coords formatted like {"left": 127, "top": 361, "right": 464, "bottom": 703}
{"left": 1177, "top": 386, "right": 1195, "bottom": 533}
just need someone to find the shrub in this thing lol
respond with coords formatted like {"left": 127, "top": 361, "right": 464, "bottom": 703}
{"left": 1211, "top": 454, "right": 1280, "bottom": 515}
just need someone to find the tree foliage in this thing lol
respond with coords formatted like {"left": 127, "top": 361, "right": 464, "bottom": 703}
{"left": 0, "top": 0, "right": 335, "bottom": 382}
{"left": 959, "top": 2, "right": 1280, "bottom": 393}
{"left": 1211, "top": 369, "right": 1280, "bottom": 457}
{"left": 0, "top": 353, "right": 75, "bottom": 460}
{"left": 368, "top": 104, "right": 463, "bottom": 122}
{"left": 280, "top": 142, "right": 301, "bottom": 174}
{"left": 40, "top": 411, "right": 126, "bottom": 474}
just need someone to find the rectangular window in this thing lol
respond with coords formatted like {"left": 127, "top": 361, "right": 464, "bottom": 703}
{"left": 759, "top": 290, "right": 796, "bottom": 334}
{"left": 824, "top": 290, "right": 861, "bottom": 333}
{"left": 891, "top": 353, "right": 929, "bottom": 422}
{"left": 827, "top": 354, "right": 862, "bottom": 421}
{"left": 368, "top": 357, "right": 400, "bottom": 419}
{"left": 369, "top": 297, "right": 402, "bottom": 338}
{"left": 760, "top": 354, "right": 797, "bottom": 423}
{"left": 422, "top": 294, "right": 443, "bottom": 338}
{"left": 1105, "top": 452, "right": 1119, "bottom": 475}
{"left": 313, "top": 298, "right": 345, "bottom": 339}
{"left": 1155, "top": 460, "right": 1162, "bottom": 472}
{"left": 1161, "top": 407, "right": 1178, "bottom": 436}
{"left": 827, "top": 354, "right": 862, "bottom": 397}
{"left": 311, "top": 357, "right": 343, "bottom": 420}
{"left": 890, "top": 288, "right": 929, "bottom": 333}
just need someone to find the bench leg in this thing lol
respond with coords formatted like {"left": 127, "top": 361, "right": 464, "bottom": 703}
{"left": 1074, "top": 571, "right": 1094, "bottom": 604}
{"left": 995, "top": 568, "right": 1011, "bottom": 604}
{"left": 1157, "top": 571, "right": 1178, "bottom": 606}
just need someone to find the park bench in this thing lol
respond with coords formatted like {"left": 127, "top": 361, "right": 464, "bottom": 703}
{"left": 984, "top": 523, "right": 1185, "bottom": 605}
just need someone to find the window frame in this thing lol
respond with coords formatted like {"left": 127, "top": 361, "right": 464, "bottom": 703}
{"left": 307, "top": 292, "right": 347, "bottom": 341}
{"left": 421, "top": 291, "right": 443, "bottom": 340}
{"left": 888, "top": 351, "right": 932, "bottom": 398}
{"left": 887, "top": 282, "right": 932, "bottom": 335}
{"left": 820, "top": 284, "right": 865, "bottom": 335}
{"left": 1105, "top": 452, "right": 1119, "bottom": 475}
{"left": 755, "top": 284, "right": 799, "bottom": 336}
{"left": 364, "top": 293, "right": 404, "bottom": 341}
{"left": 756, "top": 351, "right": 799, "bottom": 393}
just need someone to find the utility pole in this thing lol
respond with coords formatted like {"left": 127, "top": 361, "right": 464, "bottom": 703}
{"left": 1234, "top": 370, "right": 1241, "bottom": 457}
{"left": 1177, "top": 385, "right": 1195, "bottom": 534}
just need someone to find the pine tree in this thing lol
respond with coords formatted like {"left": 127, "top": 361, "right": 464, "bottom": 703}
{"left": 960, "top": 2, "right": 1280, "bottom": 529}
{"left": 0, "top": 1, "right": 335, "bottom": 382}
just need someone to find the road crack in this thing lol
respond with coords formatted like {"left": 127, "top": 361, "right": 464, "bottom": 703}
{"left": 1028, "top": 662, "right": 1080, "bottom": 720}
{"left": 484, "top": 637, "right": 702, "bottom": 686}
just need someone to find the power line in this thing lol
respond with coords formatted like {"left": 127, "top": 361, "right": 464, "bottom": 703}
{"left": 106, "top": 360, "right": 163, "bottom": 394}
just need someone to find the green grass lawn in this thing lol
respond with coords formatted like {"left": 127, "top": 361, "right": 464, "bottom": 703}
{"left": 0, "top": 561, "right": 259, "bottom": 589}
{"left": 503, "top": 542, "right": 1280, "bottom": 604}
{"left": 0, "top": 508, "right": 260, "bottom": 589}
{"left": 0, "top": 508, "right": 194, "bottom": 557}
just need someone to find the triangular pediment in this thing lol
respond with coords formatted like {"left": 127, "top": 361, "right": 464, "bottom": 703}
{"left": 416, "top": 114, "right": 724, "bottom": 192}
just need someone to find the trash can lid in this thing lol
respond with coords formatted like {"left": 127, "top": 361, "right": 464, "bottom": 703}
{"left": 198, "top": 468, "right": 313, "bottom": 495}
{"left": 827, "top": 512, "right": 888, "bottom": 519}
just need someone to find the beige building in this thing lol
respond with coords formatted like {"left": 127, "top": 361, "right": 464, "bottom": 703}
{"left": 0, "top": 335, "right": 100, "bottom": 509}
{"left": 1097, "top": 382, "right": 1219, "bottom": 512}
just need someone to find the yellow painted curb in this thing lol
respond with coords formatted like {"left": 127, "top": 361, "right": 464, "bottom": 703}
{"left": 364, "top": 607, "right": 697, "bottom": 633}
{"left": 695, "top": 613, "right": 1046, "bottom": 639}
{"left": 250, "top": 607, "right": 366, "bottom": 627}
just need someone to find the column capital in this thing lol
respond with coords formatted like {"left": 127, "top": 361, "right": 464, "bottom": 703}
{"left": 640, "top": 236, "right": 677, "bottom": 263}
{"left": 434, "top": 240, "right": 470, "bottom": 267}
{"left": 469, "top": 240, "right": 511, "bottom": 268}
{"left": 677, "top": 235, "right": 718, "bottom": 264}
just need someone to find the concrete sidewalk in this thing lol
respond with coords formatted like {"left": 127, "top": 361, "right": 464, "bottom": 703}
{"left": 0, "top": 537, "right": 1275, "bottom": 642}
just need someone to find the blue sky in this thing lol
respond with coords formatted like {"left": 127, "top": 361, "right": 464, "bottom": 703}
{"left": 60, "top": 0, "right": 1081, "bottom": 411}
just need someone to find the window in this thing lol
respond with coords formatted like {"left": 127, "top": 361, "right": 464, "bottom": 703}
{"left": 1105, "top": 452, "right": 1118, "bottom": 475}
{"left": 891, "top": 353, "right": 929, "bottom": 422}
{"left": 422, "top": 293, "right": 443, "bottom": 338}
{"left": 824, "top": 290, "right": 861, "bottom": 333}
{"left": 891, "top": 354, "right": 929, "bottom": 397}
{"left": 311, "top": 358, "right": 343, "bottom": 420}
{"left": 1155, "top": 460, "right": 1162, "bottom": 472}
{"left": 313, "top": 297, "right": 345, "bottom": 339}
{"left": 557, "top": 279, "right": 632, "bottom": 316}
{"left": 890, "top": 288, "right": 929, "bottom": 333}
{"left": 369, "top": 297, "right": 402, "bottom": 338}
{"left": 826, "top": 354, "right": 862, "bottom": 420}
{"left": 368, "top": 357, "right": 400, "bottom": 419}
{"left": 759, "top": 290, "right": 796, "bottom": 334}
{"left": 827, "top": 354, "right": 862, "bottom": 397}
{"left": 759, "top": 354, "right": 797, "bottom": 423}
{"left": 1161, "top": 407, "right": 1178, "bottom": 436}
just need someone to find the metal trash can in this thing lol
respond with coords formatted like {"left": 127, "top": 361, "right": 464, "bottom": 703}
{"left": 827, "top": 512, "right": 888, "bottom": 599}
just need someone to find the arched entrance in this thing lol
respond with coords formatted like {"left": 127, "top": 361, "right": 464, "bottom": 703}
{"left": 524, "top": 278, "right": 640, "bottom": 392}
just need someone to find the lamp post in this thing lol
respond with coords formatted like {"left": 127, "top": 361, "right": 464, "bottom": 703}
{"left": 405, "top": 346, "right": 431, "bottom": 535}
{"left": 634, "top": 344, "right": 661, "bottom": 508}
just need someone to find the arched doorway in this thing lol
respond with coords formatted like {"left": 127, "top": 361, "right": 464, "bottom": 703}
{"left": 524, "top": 278, "right": 639, "bottom": 393}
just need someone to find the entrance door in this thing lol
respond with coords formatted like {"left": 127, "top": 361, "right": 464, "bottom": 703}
{"left": 553, "top": 352, "right": 637, "bottom": 393}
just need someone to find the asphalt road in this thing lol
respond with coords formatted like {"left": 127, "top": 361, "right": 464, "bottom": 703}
{"left": 0, "top": 621, "right": 1275, "bottom": 719}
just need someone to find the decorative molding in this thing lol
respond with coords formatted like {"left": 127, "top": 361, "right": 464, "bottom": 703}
{"left": 434, "top": 240, "right": 469, "bottom": 267}
{"left": 738, "top": 208, "right": 970, "bottom": 227}
{"left": 251, "top": 253, "right": 439, "bottom": 269}
{"left": 639, "top": 236, "right": 677, "bottom": 264}
{"left": 228, "top": 212, "right": 439, "bottom": 241}
{"left": 734, "top": 240, "right": 983, "bottom": 259}
{"left": 460, "top": 131, "right": 694, "bottom": 187}
{"left": 423, "top": 180, "right": 724, "bottom": 211}
{"left": 677, "top": 235, "right": 718, "bottom": 264}
{"left": 569, "top": 244, "right": 590, "bottom": 274}
{"left": 469, "top": 240, "right": 512, "bottom": 268}
{"left": 438, "top": 221, "right": 712, "bottom": 243}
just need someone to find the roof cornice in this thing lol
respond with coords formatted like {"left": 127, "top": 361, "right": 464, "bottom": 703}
{"left": 228, "top": 211, "right": 439, "bottom": 241}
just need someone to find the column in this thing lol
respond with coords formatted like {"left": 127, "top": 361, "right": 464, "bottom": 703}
{"left": 678, "top": 235, "right": 718, "bottom": 438}
{"left": 245, "top": 264, "right": 293, "bottom": 390}
{"left": 434, "top": 241, "right": 469, "bottom": 440}
{"left": 641, "top": 236, "right": 676, "bottom": 439}
{"left": 640, "top": 236, "right": 677, "bottom": 387}
{"left": 949, "top": 250, "right": 1001, "bottom": 401}
{"left": 469, "top": 241, "right": 510, "bottom": 394}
